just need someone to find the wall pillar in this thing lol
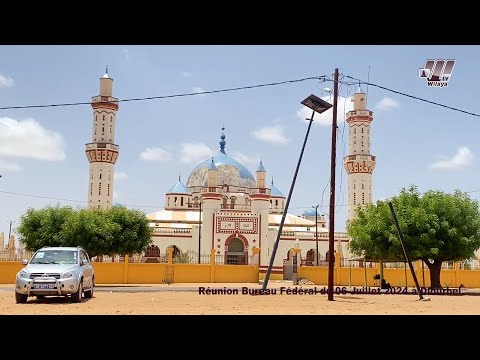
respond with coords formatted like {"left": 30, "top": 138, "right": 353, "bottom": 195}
{"left": 123, "top": 255, "right": 129, "bottom": 284}
{"left": 210, "top": 249, "right": 216, "bottom": 283}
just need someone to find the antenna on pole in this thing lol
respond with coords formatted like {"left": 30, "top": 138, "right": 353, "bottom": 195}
{"left": 366, "top": 65, "right": 371, "bottom": 106}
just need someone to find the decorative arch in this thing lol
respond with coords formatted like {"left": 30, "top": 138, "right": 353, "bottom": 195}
{"left": 145, "top": 245, "right": 161, "bottom": 257}
{"left": 224, "top": 233, "right": 249, "bottom": 265}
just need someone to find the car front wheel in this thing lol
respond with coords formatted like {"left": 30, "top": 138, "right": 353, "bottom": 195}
{"left": 84, "top": 277, "right": 94, "bottom": 298}
{"left": 71, "top": 281, "right": 82, "bottom": 303}
{"left": 15, "top": 292, "right": 28, "bottom": 304}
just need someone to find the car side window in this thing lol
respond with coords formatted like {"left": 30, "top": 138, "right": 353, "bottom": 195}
{"left": 81, "top": 250, "right": 90, "bottom": 263}
{"left": 79, "top": 251, "right": 87, "bottom": 264}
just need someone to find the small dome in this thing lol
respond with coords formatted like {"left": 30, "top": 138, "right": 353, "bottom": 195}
{"left": 257, "top": 160, "right": 266, "bottom": 172}
{"left": 270, "top": 183, "right": 285, "bottom": 197}
{"left": 302, "top": 208, "right": 319, "bottom": 217}
{"left": 168, "top": 178, "right": 189, "bottom": 194}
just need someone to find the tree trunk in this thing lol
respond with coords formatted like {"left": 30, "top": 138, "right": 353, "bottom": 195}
{"left": 427, "top": 260, "right": 443, "bottom": 289}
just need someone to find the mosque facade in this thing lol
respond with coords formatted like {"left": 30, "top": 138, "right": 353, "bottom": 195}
{"left": 87, "top": 71, "right": 376, "bottom": 278}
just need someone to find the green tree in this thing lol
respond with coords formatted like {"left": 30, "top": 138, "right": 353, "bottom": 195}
{"left": 16, "top": 205, "right": 76, "bottom": 250}
{"left": 17, "top": 206, "right": 153, "bottom": 258}
{"left": 347, "top": 186, "right": 480, "bottom": 288}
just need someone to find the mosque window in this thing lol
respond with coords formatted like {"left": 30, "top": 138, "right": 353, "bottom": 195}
{"left": 99, "top": 183, "right": 102, "bottom": 196}
{"left": 275, "top": 199, "right": 278, "bottom": 207}
{"left": 99, "top": 174, "right": 102, "bottom": 180}
{"left": 181, "top": 197, "right": 184, "bottom": 206}
{"left": 107, "top": 184, "right": 110, "bottom": 196}
{"left": 361, "top": 128, "right": 364, "bottom": 134}
{"left": 102, "top": 127, "right": 104, "bottom": 133}
{"left": 90, "top": 183, "right": 93, "bottom": 196}
{"left": 103, "top": 115, "right": 105, "bottom": 121}
{"left": 174, "top": 196, "right": 177, "bottom": 206}
{"left": 231, "top": 196, "right": 236, "bottom": 208}
{"left": 354, "top": 128, "right": 356, "bottom": 134}
{"left": 362, "top": 183, "right": 364, "bottom": 189}
{"left": 362, "top": 192, "right": 365, "bottom": 204}
{"left": 110, "top": 116, "right": 113, "bottom": 122}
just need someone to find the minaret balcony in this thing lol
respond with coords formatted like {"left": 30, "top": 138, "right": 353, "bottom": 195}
{"left": 85, "top": 143, "right": 119, "bottom": 164}
{"left": 85, "top": 143, "right": 119, "bottom": 152}
{"left": 91, "top": 95, "right": 118, "bottom": 103}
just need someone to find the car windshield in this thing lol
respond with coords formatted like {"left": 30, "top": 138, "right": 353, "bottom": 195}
{"left": 30, "top": 250, "right": 78, "bottom": 265}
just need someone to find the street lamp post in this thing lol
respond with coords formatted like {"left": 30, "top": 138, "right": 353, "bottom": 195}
{"left": 313, "top": 205, "right": 319, "bottom": 266}
{"left": 261, "top": 93, "right": 332, "bottom": 291}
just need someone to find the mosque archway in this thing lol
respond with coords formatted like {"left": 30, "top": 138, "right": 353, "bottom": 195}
{"left": 224, "top": 234, "right": 248, "bottom": 265}
{"left": 283, "top": 248, "right": 296, "bottom": 280}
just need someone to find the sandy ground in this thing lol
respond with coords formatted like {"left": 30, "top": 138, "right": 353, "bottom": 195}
{"left": 2, "top": 284, "right": 480, "bottom": 315}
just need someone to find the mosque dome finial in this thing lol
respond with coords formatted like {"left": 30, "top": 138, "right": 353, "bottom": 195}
{"left": 219, "top": 126, "right": 226, "bottom": 154}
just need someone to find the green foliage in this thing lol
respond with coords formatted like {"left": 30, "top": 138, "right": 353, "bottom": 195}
{"left": 348, "top": 185, "right": 480, "bottom": 263}
{"left": 175, "top": 250, "right": 193, "bottom": 264}
{"left": 17, "top": 205, "right": 153, "bottom": 258}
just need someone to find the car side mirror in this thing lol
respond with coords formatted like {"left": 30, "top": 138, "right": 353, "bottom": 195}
{"left": 21, "top": 259, "right": 28, "bottom": 265}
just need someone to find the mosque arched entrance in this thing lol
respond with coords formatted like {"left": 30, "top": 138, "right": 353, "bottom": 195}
{"left": 283, "top": 249, "right": 295, "bottom": 280}
{"left": 225, "top": 235, "right": 248, "bottom": 265}
{"left": 143, "top": 245, "right": 161, "bottom": 263}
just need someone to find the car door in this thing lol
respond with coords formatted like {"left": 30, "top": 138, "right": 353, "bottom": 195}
{"left": 80, "top": 250, "right": 92, "bottom": 288}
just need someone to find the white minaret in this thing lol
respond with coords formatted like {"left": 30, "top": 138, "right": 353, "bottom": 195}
{"left": 85, "top": 68, "right": 119, "bottom": 209}
{"left": 343, "top": 92, "right": 376, "bottom": 221}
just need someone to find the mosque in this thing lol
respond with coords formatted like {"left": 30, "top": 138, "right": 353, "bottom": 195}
{"left": 86, "top": 71, "right": 376, "bottom": 278}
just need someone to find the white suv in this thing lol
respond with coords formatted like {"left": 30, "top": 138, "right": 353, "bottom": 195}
{"left": 15, "top": 246, "right": 95, "bottom": 303}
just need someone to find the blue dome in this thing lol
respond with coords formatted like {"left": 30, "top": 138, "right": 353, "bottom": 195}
{"left": 168, "top": 179, "right": 190, "bottom": 194}
{"left": 302, "top": 209, "right": 319, "bottom": 216}
{"left": 270, "top": 183, "right": 285, "bottom": 197}
{"left": 186, "top": 152, "right": 256, "bottom": 188}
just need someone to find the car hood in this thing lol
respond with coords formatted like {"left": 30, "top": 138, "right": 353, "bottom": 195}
{"left": 23, "top": 264, "right": 78, "bottom": 274}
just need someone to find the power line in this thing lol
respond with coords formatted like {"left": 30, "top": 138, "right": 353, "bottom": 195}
{"left": 0, "top": 190, "right": 160, "bottom": 209}
{"left": 0, "top": 75, "right": 326, "bottom": 110}
{"left": 344, "top": 75, "right": 480, "bottom": 118}
{"left": 0, "top": 189, "right": 351, "bottom": 211}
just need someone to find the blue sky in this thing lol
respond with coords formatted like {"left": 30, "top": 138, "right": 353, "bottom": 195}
{"left": 0, "top": 45, "right": 479, "bottom": 241}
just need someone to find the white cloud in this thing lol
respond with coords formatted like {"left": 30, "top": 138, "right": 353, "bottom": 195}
{"left": 180, "top": 142, "right": 215, "bottom": 164}
{"left": 297, "top": 96, "right": 352, "bottom": 126}
{"left": 430, "top": 146, "right": 474, "bottom": 170}
{"left": 0, "top": 117, "right": 65, "bottom": 161}
{"left": 140, "top": 147, "right": 173, "bottom": 161}
{"left": 114, "top": 171, "right": 128, "bottom": 180}
{"left": 251, "top": 124, "right": 289, "bottom": 144}
{"left": 192, "top": 87, "right": 207, "bottom": 96}
{"left": 113, "top": 191, "right": 120, "bottom": 202}
{"left": 121, "top": 48, "right": 130, "bottom": 62}
{"left": 231, "top": 151, "right": 259, "bottom": 167}
{"left": 0, "top": 159, "right": 22, "bottom": 172}
{"left": 0, "top": 74, "right": 14, "bottom": 88}
{"left": 181, "top": 71, "right": 192, "bottom": 77}
{"left": 375, "top": 97, "right": 399, "bottom": 111}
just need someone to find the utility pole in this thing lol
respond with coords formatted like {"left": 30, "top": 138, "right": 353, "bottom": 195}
{"left": 327, "top": 68, "right": 339, "bottom": 301}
